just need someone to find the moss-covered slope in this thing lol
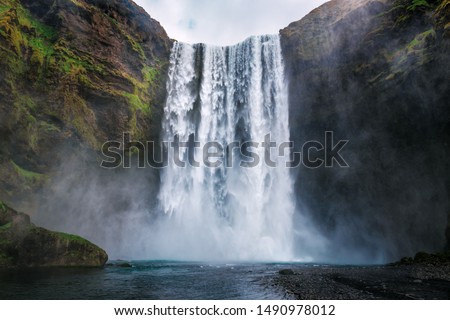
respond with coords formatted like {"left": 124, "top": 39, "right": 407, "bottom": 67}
{"left": 0, "top": 0, "right": 172, "bottom": 204}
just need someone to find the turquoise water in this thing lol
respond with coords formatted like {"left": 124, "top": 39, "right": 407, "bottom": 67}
{"left": 0, "top": 261, "right": 290, "bottom": 300}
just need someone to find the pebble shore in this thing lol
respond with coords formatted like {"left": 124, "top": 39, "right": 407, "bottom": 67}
{"left": 273, "top": 264, "right": 450, "bottom": 299}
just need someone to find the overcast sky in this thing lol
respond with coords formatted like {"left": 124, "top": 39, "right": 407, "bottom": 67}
{"left": 134, "top": 0, "right": 328, "bottom": 45}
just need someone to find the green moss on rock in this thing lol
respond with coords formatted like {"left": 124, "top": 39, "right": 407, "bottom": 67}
{"left": 407, "top": 0, "right": 431, "bottom": 11}
{"left": 0, "top": 0, "right": 172, "bottom": 203}
{"left": 0, "top": 202, "right": 108, "bottom": 268}
{"left": 0, "top": 201, "right": 6, "bottom": 213}
{"left": 11, "top": 161, "right": 43, "bottom": 182}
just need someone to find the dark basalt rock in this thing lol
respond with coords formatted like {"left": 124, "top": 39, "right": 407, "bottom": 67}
{"left": 0, "top": 201, "right": 108, "bottom": 268}
{"left": 390, "top": 250, "right": 450, "bottom": 266}
{"left": 279, "top": 269, "right": 295, "bottom": 275}
{"left": 280, "top": 0, "right": 450, "bottom": 261}
{"left": 116, "top": 262, "right": 133, "bottom": 268}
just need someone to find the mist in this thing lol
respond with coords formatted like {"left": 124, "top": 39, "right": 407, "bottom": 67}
{"left": 32, "top": 0, "right": 450, "bottom": 264}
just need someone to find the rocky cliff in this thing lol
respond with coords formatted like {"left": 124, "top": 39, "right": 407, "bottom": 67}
{"left": 0, "top": 0, "right": 449, "bottom": 263}
{"left": 0, "top": 0, "right": 172, "bottom": 206}
{"left": 281, "top": 0, "right": 450, "bottom": 261}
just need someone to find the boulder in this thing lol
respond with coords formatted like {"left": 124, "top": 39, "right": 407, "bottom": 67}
{"left": 279, "top": 269, "right": 295, "bottom": 275}
{"left": 116, "top": 262, "right": 133, "bottom": 268}
{"left": 0, "top": 201, "right": 108, "bottom": 268}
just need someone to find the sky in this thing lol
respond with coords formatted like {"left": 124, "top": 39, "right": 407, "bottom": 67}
{"left": 133, "top": 0, "right": 329, "bottom": 45}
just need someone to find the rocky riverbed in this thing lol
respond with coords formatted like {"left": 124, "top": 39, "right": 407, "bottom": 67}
{"left": 273, "top": 263, "right": 450, "bottom": 300}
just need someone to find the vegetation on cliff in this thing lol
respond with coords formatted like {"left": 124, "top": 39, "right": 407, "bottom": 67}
{"left": 0, "top": 0, "right": 172, "bottom": 205}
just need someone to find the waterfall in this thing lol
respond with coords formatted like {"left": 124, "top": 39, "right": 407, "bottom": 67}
{"left": 157, "top": 35, "right": 294, "bottom": 261}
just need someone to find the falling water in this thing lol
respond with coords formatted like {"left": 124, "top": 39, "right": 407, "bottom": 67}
{"left": 157, "top": 35, "right": 294, "bottom": 261}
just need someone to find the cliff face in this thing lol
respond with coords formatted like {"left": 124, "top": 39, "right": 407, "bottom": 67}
{"left": 1, "top": 0, "right": 449, "bottom": 263}
{"left": 281, "top": 0, "right": 450, "bottom": 261}
{"left": 0, "top": 0, "right": 172, "bottom": 206}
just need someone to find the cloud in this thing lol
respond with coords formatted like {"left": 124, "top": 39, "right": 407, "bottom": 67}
{"left": 180, "top": 18, "right": 196, "bottom": 30}
{"left": 134, "top": 0, "right": 328, "bottom": 45}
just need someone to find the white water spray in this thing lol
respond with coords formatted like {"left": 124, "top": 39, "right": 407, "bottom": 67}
{"left": 156, "top": 35, "right": 295, "bottom": 261}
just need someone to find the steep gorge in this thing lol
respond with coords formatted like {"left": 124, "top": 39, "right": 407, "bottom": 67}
{"left": 0, "top": 0, "right": 449, "bottom": 263}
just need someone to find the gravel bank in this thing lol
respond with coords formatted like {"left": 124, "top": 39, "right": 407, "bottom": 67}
{"left": 273, "top": 264, "right": 450, "bottom": 300}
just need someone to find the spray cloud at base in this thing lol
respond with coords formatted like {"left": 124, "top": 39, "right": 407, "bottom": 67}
{"left": 33, "top": 35, "right": 328, "bottom": 262}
